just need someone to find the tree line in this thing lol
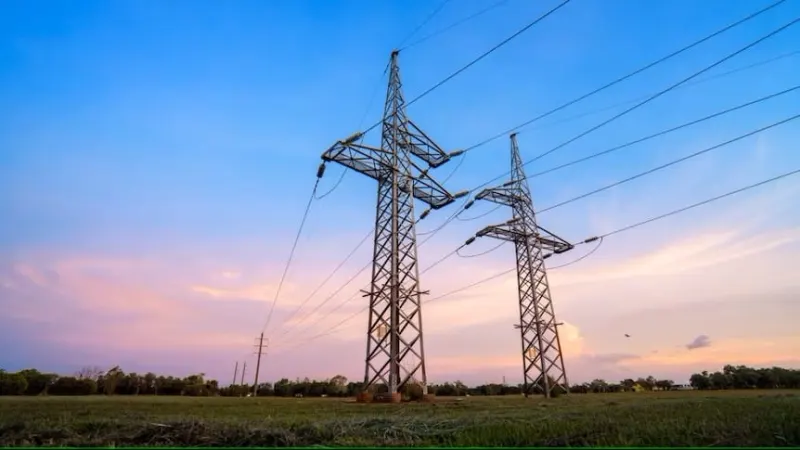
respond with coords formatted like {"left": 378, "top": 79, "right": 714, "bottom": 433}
{"left": 0, "top": 364, "right": 797, "bottom": 397}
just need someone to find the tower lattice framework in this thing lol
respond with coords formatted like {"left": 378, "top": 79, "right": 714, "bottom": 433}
{"left": 470, "top": 133, "right": 573, "bottom": 398}
{"left": 320, "top": 50, "right": 465, "bottom": 397}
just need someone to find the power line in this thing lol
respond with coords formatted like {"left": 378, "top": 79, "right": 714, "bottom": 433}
{"left": 457, "top": 241, "right": 507, "bottom": 258}
{"left": 401, "top": 0, "right": 511, "bottom": 51}
{"left": 272, "top": 0, "right": 456, "bottom": 333}
{"left": 260, "top": 178, "right": 320, "bottom": 334}
{"left": 291, "top": 99, "right": 800, "bottom": 341}
{"left": 546, "top": 237, "right": 604, "bottom": 270}
{"left": 356, "top": 0, "right": 573, "bottom": 138}
{"left": 274, "top": 224, "right": 468, "bottom": 344}
{"left": 528, "top": 84, "right": 800, "bottom": 180}
{"left": 406, "top": 11, "right": 800, "bottom": 248}
{"left": 537, "top": 111, "right": 800, "bottom": 214}
{"left": 274, "top": 0, "right": 559, "bottom": 338}
{"left": 523, "top": 49, "right": 800, "bottom": 135}
{"left": 294, "top": 106, "right": 798, "bottom": 340}
{"left": 441, "top": 49, "right": 798, "bottom": 205}
{"left": 279, "top": 166, "right": 800, "bottom": 347}
{"left": 447, "top": 83, "right": 800, "bottom": 225}
{"left": 456, "top": 0, "right": 790, "bottom": 156}
{"left": 274, "top": 230, "right": 373, "bottom": 332}
{"left": 471, "top": 13, "right": 800, "bottom": 195}
{"left": 312, "top": 0, "right": 469, "bottom": 202}
{"left": 314, "top": 63, "right": 390, "bottom": 201}
{"left": 269, "top": 1, "right": 792, "bottom": 346}
{"left": 598, "top": 168, "right": 800, "bottom": 239}
{"left": 456, "top": 204, "right": 503, "bottom": 221}
{"left": 406, "top": 0, "right": 572, "bottom": 110}
{"left": 397, "top": 0, "right": 453, "bottom": 49}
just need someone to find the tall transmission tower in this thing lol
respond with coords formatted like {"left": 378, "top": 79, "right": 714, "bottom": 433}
{"left": 319, "top": 50, "right": 466, "bottom": 402}
{"left": 466, "top": 133, "right": 573, "bottom": 398}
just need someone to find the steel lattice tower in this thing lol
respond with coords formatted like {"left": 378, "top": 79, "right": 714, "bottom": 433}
{"left": 468, "top": 133, "right": 573, "bottom": 398}
{"left": 320, "top": 50, "right": 465, "bottom": 399}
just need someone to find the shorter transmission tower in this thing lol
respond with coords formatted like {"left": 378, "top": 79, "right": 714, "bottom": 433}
{"left": 465, "top": 133, "right": 573, "bottom": 398}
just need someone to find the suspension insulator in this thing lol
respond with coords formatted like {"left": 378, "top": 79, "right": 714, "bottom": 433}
{"left": 341, "top": 131, "right": 363, "bottom": 145}
{"left": 449, "top": 149, "right": 464, "bottom": 157}
{"left": 465, "top": 237, "right": 476, "bottom": 246}
{"left": 419, "top": 209, "right": 431, "bottom": 220}
{"left": 543, "top": 253, "right": 552, "bottom": 259}
{"left": 584, "top": 236, "right": 599, "bottom": 243}
{"left": 316, "top": 163, "right": 326, "bottom": 179}
{"left": 464, "top": 200, "right": 475, "bottom": 210}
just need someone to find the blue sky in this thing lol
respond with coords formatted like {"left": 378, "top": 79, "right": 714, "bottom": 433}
{"left": 1, "top": 0, "right": 799, "bottom": 384}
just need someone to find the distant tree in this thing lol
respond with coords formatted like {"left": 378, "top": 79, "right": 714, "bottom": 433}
{"left": 590, "top": 379, "right": 609, "bottom": 393}
{"left": 620, "top": 379, "right": 636, "bottom": 392}
{"left": 75, "top": 366, "right": 104, "bottom": 381}
{"left": 17, "top": 369, "right": 58, "bottom": 395}
{"left": 0, "top": 370, "right": 28, "bottom": 395}
{"left": 690, "top": 372, "right": 711, "bottom": 390}
{"left": 2, "top": 363, "right": 798, "bottom": 397}
{"left": 655, "top": 379, "right": 674, "bottom": 391}
{"left": 49, "top": 376, "right": 97, "bottom": 395}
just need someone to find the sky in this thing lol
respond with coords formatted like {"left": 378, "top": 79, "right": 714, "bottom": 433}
{"left": 1, "top": 0, "right": 799, "bottom": 386}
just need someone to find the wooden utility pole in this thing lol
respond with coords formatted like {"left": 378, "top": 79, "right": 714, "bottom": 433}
{"left": 240, "top": 361, "right": 247, "bottom": 385}
{"left": 253, "top": 332, "right": 267, "bottom": 397}
{"left": 232, "top": 361, "right": 239, "bottom": 386}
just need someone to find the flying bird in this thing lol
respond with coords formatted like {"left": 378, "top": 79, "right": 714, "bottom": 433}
{"left": 624, "top": 334, "right": 631, "bottom": 338}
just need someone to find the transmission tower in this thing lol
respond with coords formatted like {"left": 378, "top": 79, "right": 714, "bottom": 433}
{"left": 466, "top": 133, "right": 573, "bottom": 398}
{"left": 319, "top": 50, "right": 466, "bottom": 401}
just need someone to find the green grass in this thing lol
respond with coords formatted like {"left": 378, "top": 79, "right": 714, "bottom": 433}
{"left": 1, "top": 390, "right": 798, "bottom": 446}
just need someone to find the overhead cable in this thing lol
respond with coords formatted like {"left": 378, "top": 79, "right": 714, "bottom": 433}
{"left": 260, "top": 179, "right": 320, "bottom": 334}
{"left": 274, "top": 2, "right": 794, "bottom": 343}
{"left": 537, "top": 111, "right": 800, "bottom": 214}
{"left": 401, "top": 0, "right": 511, "bottom": 51}
{"left": 357, "top": 0, "right": 573, "bottom": 138}
{"left": 527, "top": 84, "right": 800, "bottom": 180}
{"left": 412, "top": 13, "right": 800, "bottom": 247}
{"left": 280, "top": 166, "right": 800, "bottom": 347}
{"left": 469, "top": 13, "right": 800, "bottom": 195}
{"left": 397, "top": 0, "right": 454, "bottom": 49}
{"left": 457, "top": 0, "right": 790, "bottom": 156}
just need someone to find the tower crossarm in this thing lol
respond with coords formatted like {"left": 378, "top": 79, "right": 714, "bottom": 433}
{"left": 535, "top": 225, "right": 574, "bottom": 254}
{"left": 475, "top": 222, "right": 526, "bottom": 242}
{"left": 404, "top": 119, "right": 453, "bottom": 168}
{"left": 321, "top": 136, "right": 464, "bottom": 210}
{"left": 474, "top": 186, "right": 525, "bottom": 207}
{"left": 475, "top": 221, "right": 574, "bottom": 253}
{"left": 322, "top": 139, "right": 390, "bottom": 181}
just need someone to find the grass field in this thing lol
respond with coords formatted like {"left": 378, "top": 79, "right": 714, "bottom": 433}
{"left": 1, "top": 390, "right": 798, "bottom": 447}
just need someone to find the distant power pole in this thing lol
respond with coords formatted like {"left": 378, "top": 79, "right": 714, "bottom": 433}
{"left": 252, "top": 332, "right": 267, "bottom": 397}
{"left": 232, "top": 361, "right": 239, "bottom": 386}
{"left": 240, "top": 361, "right": 247, "bottom": 386}
{"left": 318, "top": 50, "right": 466, "bottom": 400}
{"left": 465, "top": 133, "right": 573, "bottom": 399}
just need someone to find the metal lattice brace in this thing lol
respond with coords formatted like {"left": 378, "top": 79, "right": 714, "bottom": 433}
{"left": 318, "top": 50, "right": 466, "bottom": 396}
{"left": 465, "top": 133, "right": 572, "bottom": 398}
